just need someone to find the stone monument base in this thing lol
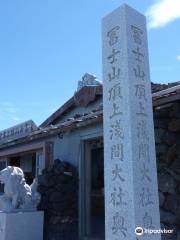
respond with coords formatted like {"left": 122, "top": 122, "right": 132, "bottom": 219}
{"left": 0, "top": 211, "right": 44, "bottom": 240}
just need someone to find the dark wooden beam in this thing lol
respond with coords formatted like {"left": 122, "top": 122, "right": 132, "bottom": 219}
{"left": 153, "top": 93, "right": 180, "bottom": 107}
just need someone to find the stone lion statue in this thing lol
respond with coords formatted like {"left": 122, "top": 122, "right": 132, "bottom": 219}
{"left": 0, "top": 166, "right": 41, "bottom": 212}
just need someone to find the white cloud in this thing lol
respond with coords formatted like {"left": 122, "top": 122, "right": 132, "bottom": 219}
{"left": 12, "top": 117, "right": 21, "bottom": 122}
{"left": 1, "top": 102, "right": 20, "bottom": 114}
{"left": 0, "top": 102, "right": 21, "bottom": 124}
{"left": 4, "top": 107, "right": 20, "bottom": 114}
{"left": 176, "top": 55, "right": 180, "bottom": 61}
{"left": 146, "top": 0, "right": 180, "bottom": 29}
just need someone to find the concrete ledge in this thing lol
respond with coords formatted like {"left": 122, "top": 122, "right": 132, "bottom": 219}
{"left": 0, "top": 211, "right": 44, "bottom": 240}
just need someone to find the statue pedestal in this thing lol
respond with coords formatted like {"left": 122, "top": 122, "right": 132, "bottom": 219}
{"left": 0, "top": 211, "right": 44, "bottom": 240}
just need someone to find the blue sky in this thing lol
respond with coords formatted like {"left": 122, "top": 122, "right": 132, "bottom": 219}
{"left": 0, "top": 0, "right": 180, "bottom": 130}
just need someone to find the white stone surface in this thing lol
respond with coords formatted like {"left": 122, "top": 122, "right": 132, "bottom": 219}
{"left": 0, "top": 166, "right": 41, "bottom": 212}
{"left": 0, "top": 211, "right": 44, "bottom": 240}
{"left": 77, "top": 73, "right": 101, "bottom": 90}
{"left": 102, "top": 4, "right": 161, "bottom": 240}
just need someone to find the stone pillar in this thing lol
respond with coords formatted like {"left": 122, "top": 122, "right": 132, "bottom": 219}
{"left": 102, "top": 4, "right": 161, "bottom": 240}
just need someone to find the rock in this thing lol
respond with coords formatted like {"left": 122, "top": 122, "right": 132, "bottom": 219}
{"left": 52, "top": 202, "right": 68, "bottom": 211}
{"left": 169, "top": 103, "right": 180, "bottom": 118}
{"left": 165, "top": 168, "right": 180, "bottom": 182}
{"left": 38, "top": 174, "right": 46, "bottom": 185}
{"left": 38, "top": 199, "right": 50, "bottom": 210}
{"left": 176, "top": 146, "right": 180, "bottom": 156}
{"left": 156, "top": 144, "right": 168, "bottom": 156}
{"left": 158, "top": 172, "right": 175, "bottom": 194}
{"left": 54, "top": 159, "right": 61, "bottom": 166}
{"left": 159, "top": 191, "right": 165, "bottom": 207}
{"left": 176, "top": 203, "right": 180, "bottom": 221}
{"left": 163, "top": 195, "right": 178, "bottom": 214}
{"left": 154, "top": 103, "right": 180, "bottom": 235}
{"left": 177, "top": 185, "right": 180, "bottom": 194}
{"left": 166, "top": 145, "right": 177, "bottom": 165}
{"left": 155, "top": 128, "right": 166, "bottom": 144}
{"left": 171, "top": 158, "right": 180, "bottom": 174}
{"left": 162, "top": 131, "right": 177, "bottom": 145}
{"left": 160, "top": 210, "right": 176, "bottom": 225}
{"left": 161, "top": 233, "right": 174, "bottom": 240}
{"left": 160, "top": 223, "right": 166, "bottom": 229}
{"left": 154, "top": 108, "right": 170, "bottom": 119}
{"left": 168, "top": 119, "right": 180, "bottom": 132}
{"left": 50, "top": 216, "right": 62, "bottom": 225}
{"left": 38, "top": 160, "right": 78, "bottom": 240}
{"left": 177, "top": 231, "right": 180, "bottom": 240}
{"left": 37, "top": 185, "right": 47, "bottom": 193}
{"left": 49, "top": 192, "right": 64, "bottom": 203}
{"left": 38, "top": 174, "right": 54, "bottom": 187}
{"left": 55, "top": 184, "right": 62, "bottom": 191}
{"left": 154, "top": 118, "right": 169, "bottom": 129}
{"left": 157, "top": 161, "right": 165, "bottom": 173}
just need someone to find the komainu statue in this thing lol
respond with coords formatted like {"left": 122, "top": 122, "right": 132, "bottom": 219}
{"left": 0, "top": 166, "right": 41, "bottom": 212}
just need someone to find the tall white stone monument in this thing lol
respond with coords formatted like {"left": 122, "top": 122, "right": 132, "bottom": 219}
{"left": 102, "top": 4, "right": 161, "bottom": 240}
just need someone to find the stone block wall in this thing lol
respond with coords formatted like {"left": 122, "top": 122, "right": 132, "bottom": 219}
{"left": 38, "top": 160, "right": 78, "bottom": 240}
{"left": 154, "top": 102, "right": 180, "bottom": 240}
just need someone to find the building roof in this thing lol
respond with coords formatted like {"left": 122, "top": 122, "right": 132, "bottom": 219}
{"left": 1, "top": 81, "right": 180, "bottom": 150}
{"left": 153, "top": 84, "right": 180, "bottom": 107}
{"left": 0, "top": 107, "right": 103, "bottom": 150}
{"left": 40, "top": 84, "right": 103, "bottom": 127}
{"left": 41, "top": 82, "right": 180, "bottom": 128}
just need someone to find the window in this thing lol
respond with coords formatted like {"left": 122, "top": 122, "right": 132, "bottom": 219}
{"left": 36, "top": 151, "right": 45, "bottom": 177}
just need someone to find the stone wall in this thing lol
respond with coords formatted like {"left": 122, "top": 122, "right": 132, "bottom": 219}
{"left": 154, "top": 102, "right": 180, "bottom": 240}
{"left": 37, "top": 102, "right": 180, "bottom": 240}
{"left": 38, "top": 160, "right": 78, "bottom": 240}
